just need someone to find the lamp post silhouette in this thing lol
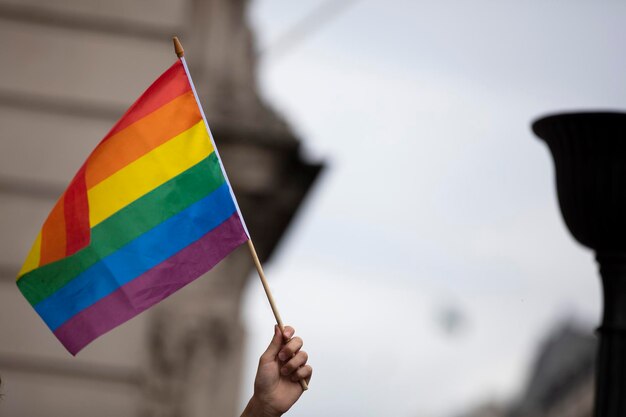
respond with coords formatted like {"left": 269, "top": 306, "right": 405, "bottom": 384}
{"left": 533, "top": 112, "right": 626, "bottom": 416}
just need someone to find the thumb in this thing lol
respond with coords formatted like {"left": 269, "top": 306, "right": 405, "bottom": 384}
{"left": 260, "top": 325, "right": 283, "bottom": 363}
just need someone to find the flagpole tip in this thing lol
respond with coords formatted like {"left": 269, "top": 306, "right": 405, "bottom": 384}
{"left": 172, "top": 36, "right": 184, "bottom": 58}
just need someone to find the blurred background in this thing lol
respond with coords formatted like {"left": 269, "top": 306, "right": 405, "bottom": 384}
{"left": 1, "top": 0, "right": 625, "bottom": 416}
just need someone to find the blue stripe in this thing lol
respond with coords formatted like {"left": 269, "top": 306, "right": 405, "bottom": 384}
{"left": 35, "top": 183, "right": 236, "bottom": 331}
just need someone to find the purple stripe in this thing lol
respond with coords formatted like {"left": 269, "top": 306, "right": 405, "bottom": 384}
{"left": 54, "top": 213, "right": 247, "bottom": 355}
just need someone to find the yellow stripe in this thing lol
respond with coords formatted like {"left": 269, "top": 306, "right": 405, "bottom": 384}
{"left": 88, "top": 121, "right": 213, "bottom": 226}
{"left": 18, "top": 231, "right": 42, "bottom": 280}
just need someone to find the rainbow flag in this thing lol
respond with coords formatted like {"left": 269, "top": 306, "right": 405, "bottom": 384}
{"left": 17, "top": 59, "right": 249, "bottom": 355}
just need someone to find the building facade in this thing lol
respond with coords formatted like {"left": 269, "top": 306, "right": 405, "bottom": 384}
{"left": 456, "top": 322, "right": 595, "bottom": 417}
{"left": 0, "top": 1, "right": 320, "bottom": 416}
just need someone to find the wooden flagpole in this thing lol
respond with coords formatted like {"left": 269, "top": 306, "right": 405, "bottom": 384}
{"left": 172, "top": 36, "right": 308, "bottom": 391}
{"left": 173, "top": 36, "right": 185, "bottom": 58}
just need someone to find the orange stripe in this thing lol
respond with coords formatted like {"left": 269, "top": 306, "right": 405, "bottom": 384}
{"left": 85, "top": 91, "right": 201, "bottom": 189}
{"left": 39, "top": 197, "right": 67, "bottom": 265}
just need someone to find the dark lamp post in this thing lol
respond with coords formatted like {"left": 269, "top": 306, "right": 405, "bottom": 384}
{"left": 533, "top": 112, "right": 626, "bottom": 417}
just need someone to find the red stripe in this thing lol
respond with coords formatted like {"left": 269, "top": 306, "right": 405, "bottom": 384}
{"left": 64, "top": 165, "right": 90, "bottom": 255}
{"left": 101, "top": 60, "right": 190, "bottom": 142}
{"left": 60, "top": 60, "right": 188, "bottom": 256}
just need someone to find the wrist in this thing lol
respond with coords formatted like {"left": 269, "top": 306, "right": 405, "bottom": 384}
{"left": 241, "top": 395, "right": 281, "bottom": 417}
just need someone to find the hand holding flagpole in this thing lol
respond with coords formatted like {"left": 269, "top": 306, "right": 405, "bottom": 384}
{"left": 172, "top": 36, "right": 308, "bottom": 392}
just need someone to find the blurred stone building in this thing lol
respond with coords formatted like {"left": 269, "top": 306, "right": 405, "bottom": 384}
{"left": 456, "top": 322, "right": 595, "bottom": 417}
{"left": 0, "top": 1, "right": 321, "bottom": 416}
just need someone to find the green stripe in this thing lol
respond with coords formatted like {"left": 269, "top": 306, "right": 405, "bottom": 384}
{"left": 18, "top": 153, "right": 225, "bottom": 306}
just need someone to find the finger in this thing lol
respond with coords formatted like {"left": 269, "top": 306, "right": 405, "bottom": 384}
{"left": 282, "top": 326, "right": 295, "bottom": 341}
{"left": 278, "top": 337, "right": 303, "bottom": 361}
{"left": 290, "top": 365, "right": 313, "bottom": 383}
{"left": 260, "top": 325, "right": 283, "bottom": 363}
{"left": 280, "top": 350, "right": 308, "bottom": 376}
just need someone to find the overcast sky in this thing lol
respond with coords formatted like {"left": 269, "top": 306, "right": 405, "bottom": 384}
{"left": 238, "top": 1, "right": 626, "bottom": 416}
